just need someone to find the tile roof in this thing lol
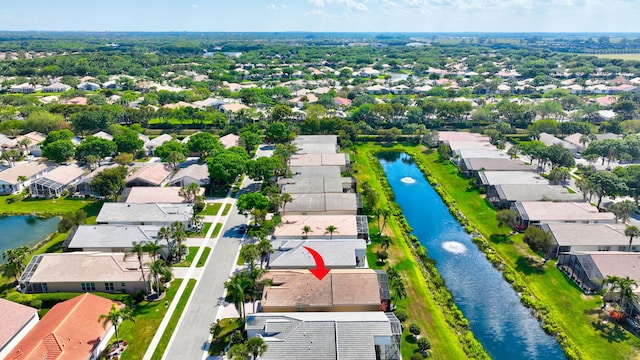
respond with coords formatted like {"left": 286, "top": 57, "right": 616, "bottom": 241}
{"left": 0, "top": 299, "right": 38, "bottom": 352}
{"left": 0, "top": 162, "right": 49, "bottom": 185}
{"left": 125, "top": 163, "right": 172, "bottom": 186}
{"left": 5, "top": 293, "right": 118, "bottom": 360}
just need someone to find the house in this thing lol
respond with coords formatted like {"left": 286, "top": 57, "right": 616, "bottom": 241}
{"left": 563, "top": 133, "right": 589, "bottom": 150}
{"left": 5, "top": 293, "right": 119, "bottom": 360}
{"left": 63, "top": 224, "right": 162, "bottom": 252}
{"left": 487, "top": 184, "right": 584, "bottom": 208}
{"left": 144, "top": 134, "right": 173, "bottom": 155}
{"left": 9, "top": 83, "right": 36, "bottom": 93}
{"left": 2, "top": 131, "right": 46, "bottom": 156}
{"left": 459, "top": 158, "right": 537, "bottom": 177}
{"left": 289, "top": 166, "right": 342, "bottom": 179}
{"left": 477, "top": 170, "right": 548, "bottom": 189}
{"left": 283, "top": 193, "right": 361, "bottom": 216}
{"left": 219, "top": 133, "right": 239, "bottom": 149}
{"left": 543, "top": 223, "right": 637, "bottom": 258}
{"left": 96, "top": 203, "right": 194, "bottom": 228}
{"left": 245, "top": 312, "right": 401, "bottom": 360}
{"left": 452, "top": 149, "right": 510, "bottom": 165}
{"left": 93, "top": 131, "right": 114, "bottom": 141}
{"left": 19, "top": 252, "right": 149, "bottom": 295}
{"left": 0, "top": 162, "right": 49, "bottom": 195}
{"left": 74, "top": 164, "right": 119, "bottom": 197}
{"left": 289, "top": 153, "right": 350, "bottom": 172}
{"left": 62, "top": 96, "right": 88, "bottom": 105}
{"left": 0, "top": 299, "right": 39, "bottom": 360}
{"left": 30, "top": 164, "right": 85, "bottom": 198}
{"left": 259, "top": 269, "right": 386, "bottom": 312}
{"left": 219, "top": 103, "right": 250, "bottom": 114}
{"left": 511, "top": 201, "right": 617, "bottom": 228}
{"left": 120, "top": 186, "right": 203, "bottom": 203}
{"left": 126, "top": 163, "right": 172, "bottom": 187}
{"left": 366, "top": 85, "right": 390, "bottom": 95}
{"left": 558, "top": 251, "right": 640, "bottom": 296}
{"left": 77, "top": 82, "right": 101, "bottom": 91}
{"left": 333, "top": 97, "right": 352, "bottom": 108}
{"left": 274, "top": 214, "right": 368, "bottom": 241}
{"left": 168, "top": 164, "right": 209, "bottom": 187}
{"left": 538, "top": 132, "right": 579, "bottom": 153}
{"left": 42, "top": 83, "right": 71, "bottom": 92}
{"left": 438, "top": 131, "right": 490, "bottom": 143}
{"left": 268, "top": 239, "right": 367, "bottom": 269}
{"left": 279, "top": 177, "right": 355, "bottom": 194}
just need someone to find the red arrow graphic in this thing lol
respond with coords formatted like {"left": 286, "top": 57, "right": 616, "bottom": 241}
{"left": 303, "top": 246, "right": 330, "bottom": 280}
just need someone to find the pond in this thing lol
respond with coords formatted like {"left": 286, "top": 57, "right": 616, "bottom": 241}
{"left": 0, "top": 215, "right": 60, "bottom": 260}
{"left": 378, "top": 152, "right": 564, "bottom": 360}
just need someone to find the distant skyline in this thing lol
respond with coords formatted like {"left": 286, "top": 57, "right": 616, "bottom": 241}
{"left": 1, "top": 0, "right": 638, "bottom": 33}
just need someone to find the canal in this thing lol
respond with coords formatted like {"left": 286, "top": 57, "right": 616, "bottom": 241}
{"left": 378, "top": 152, "right": 564, "bottom": 360}
{"left": 0, "top": 215, "right": 60, "bottom": 261}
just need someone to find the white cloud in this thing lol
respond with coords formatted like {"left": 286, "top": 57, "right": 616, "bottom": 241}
{"left": 191, "top": 4, "right": 198, "bottom": 8}
{"left": 267, "top": 3, "right": 277, "bottom": 9}
{"left": 308, "top": 0, "right": 368, "bottom": 11}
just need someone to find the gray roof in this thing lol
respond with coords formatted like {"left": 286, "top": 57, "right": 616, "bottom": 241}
{"left": 246, "top": 312, "right": 393, "bottom": 360}
{"left": 295, "top": 143, "right": 339, "bottom": 154}
{"left": 269, "top": 239, "right": 366, "bottom": 268}
{"left": 285, "top": 193, "right": 359, "bottom": 214}
{"left": 169, "top": 163, "right": 209, "bottom": 185}
{"left": 495, "top": 184, "right": 584, "bottom": 203}
{"left": 543, "top": 223, "right": 630, "bottom": 247}
{"left": 455, "top": 148, "right": 510, "bottom": 159}
{"left": 289, "top": 166, "right": 342, "bottom": 179}
{"left": 463, "top": 158, "right": 537, "bottom": 172}
{"left": 293, "top": 135, "right": 338, "bottom": 145}
{"left": 279, "top": 177, "right": 353, "bottom": 194}
{"left": 64, "top": 224, "right": 161, "bottom": 250}
{"left": 96, "top": 203, "right": 193, "bottom": 224}
{"left": 539, "top": 132, "right": 579, "bottom": 151}
{"left": 478, "top": 171, "right": 548, "bottom": 186}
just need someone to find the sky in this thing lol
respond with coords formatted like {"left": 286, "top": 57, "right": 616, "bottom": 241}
{"left": 0, "top": 0, "right": 639, "bottom": 33}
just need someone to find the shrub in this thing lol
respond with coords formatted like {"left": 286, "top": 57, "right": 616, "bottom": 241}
{"left": 394, "top": 309, "right": 408, "bottom": 322}
{"left": 417, "top": 337, "right": 431, "bottom": 352}
{"left": 29, "top": 299, "right": 42, "bottom": 309}
{"left": 410, "top": 354, "right": 424, "bottom": 360}
{"left": 409, "top": 323, "right": 421, "bottom": 337}
{"left": 194, "top": 201, "right": 205, "bottom": 213}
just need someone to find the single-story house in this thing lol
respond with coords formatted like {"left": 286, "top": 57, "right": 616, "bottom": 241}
{"left": 18, "top": 252, "right": 149, "bottom": 295}
{"left": 293, "top": 135, "right": 338, "bottom": 145}
{"left": 144, "top": 134, "right": 173, "bottom": 155}
{"left": 477, "top": 170, "right": 548, "bottom": 188}
{"left": 63, "top": 224, "right": 161, "bottom": 253}
{"left": 96, "top": 203, "right": 194, "bottom": 229}
{"left": 2, "top": 131, "right": 46, "bottom": 156}
{"left": 289, "top": 165, "right": 342, "bottom": 179}
{"left": 5, "top": 293, "right": 119, "bottom": 360}
{"left": 259, "top": 269, "right": 386, "bottom": 312}
{"left": 278, "top": 177, "right": 355, "bottom": 194}
{"left": 289, "top": 153, "right": 350, "bottom": 172}
{"left": 538, "top": 132, "right": 580, "bottom": 153}
{"left": 487, "top": 184, "right": 584, "bottom": 208}
{"left": 274, "top": 214, "right": 368, "bottom": 240}
{"left": 0, "top": 162, "right": 49, "bottom": 195}
{"left": 446, "top": 140, "right": 496, "bottom": 151}
{"left": 558, "top": 251, "right": 640, "bottom": 297}
{"left": 245, "top": 311, "right": 401, "bottom": 360}
{"left": 30, "top": 164, "right": 85, "bottom": 198}
{"left": 268, "top": 239, "right": 367, "bottom": 269}
{"left": 438, "top": 131, "right": 490, "bottom": 143}
{"left": 42, "top": 83, "right": 71, "bottom": 92}
{"left": 125, "top": 163, "right": 172, "bottom": 187}
{"left": 92, "top": 131, "right": 114, "bottom": 141}
{"left": 452, "top": 149, "right": 510, "bottom": 165}
{"left": 219, "top": 103, "right": 250, "bottom": 114}
{"left": 459, "top": 158, "right": 537, "bottom": 177}
{"left": 295, "top": 143, "right": 339, "bottom": 154}
{"left": 77, "top": 81, "right": 101, "bottom": 91}
{"left": 168, "top": 164, "right": 209, "bottom": 187}
{"left": 219, "top": 133, "right": 239, "bottom": 149}
{"left": 542, "top": 223, "right": 637, "bottom": 258}
{"left": 0, "top": 300, "right": 38, "bottom": 360}
{"left": 563, "top": 133, "right": 589, "bottom": 150}
{"left": 74, "top": 164, "right": 119, "bottom": 197}
{"left": 120, "top": 186, "right": 203, "bottom": 203}
{"left": 511, "top": 201, "right": 617, "bottom": 228}
{"left": 283, "top": 193, "right": 361, "bottom": 216}
{"left": 9, "top": 83, "right": 36, "bottom": 93}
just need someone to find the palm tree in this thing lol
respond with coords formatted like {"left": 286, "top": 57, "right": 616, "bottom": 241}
{"left": 625, "top": 226, "right": 640, "bottom": 252}
{"left": 17, "top": 138, "right": 31, "bottom": 155}
{"left": 618, "top": 276, "right": 639, "bottom": 314}
{"left": 228, "top": 343, "right": 249, "bottom": 360}
{"left": 280, "top": 192, "right": 293, "bottom": 213}
{"left": 157, "top": 226, "right": 172, "bottom": 261}
{"left": 256, "top": 238, "right": 273, "bottom": 268}
{"left": 324, "top": 225, "right": 338, "bottom": 239}
{"left": 376, "top": 207, "right": 391, "bottom": 233}
{"left": 380, "top": 235, "right": 392, "bottom": 250}
{"left": 16, "top": 175, "right": 28, "bottom": 192}
{"left": 301, "top": 225, "right": 312, "bottom": 239}
{"left": 224, "top": 272, "right": 252, "bottom": 319}
{"left": 246, "top": 336, "right": 268, "bottom": 360}
{"left": 147, "top": 259, "right": 172, "bottom": 295}
{"left": 99, "top": 304, "right": 134, "bottom": 344}
{"left": 2, "top": 246, "right": 32, "bottom": 281}
{"left": 170, "top": 221, "right": 187, "bottom": 262}
{"left": 143, "top": 239, "right": 165, "bottom": 261}
{"left": 125, "top": 241, "right": 149, "bottom": 294}
{"left": 609, "top": 200, "right": 638, "bottom": 223}
{"left": 240, "top": 244, "right": 260, "bottom": 270}
{"left": 179, "top": 182, "right": 201, "bottom": 203}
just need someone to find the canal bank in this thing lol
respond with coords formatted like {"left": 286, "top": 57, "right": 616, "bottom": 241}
{"left": 0, "top": 215, "right": 60, "bottom": 260}
{"left": 378, "top": 152, "right": 564, "bottom": 360}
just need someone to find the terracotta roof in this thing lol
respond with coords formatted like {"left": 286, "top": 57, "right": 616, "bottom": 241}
{"left": 126, "top": 163, "right": 171, "bottom": 186}
{"left": 5, "top": 293, "right": 118, "bottom": 360}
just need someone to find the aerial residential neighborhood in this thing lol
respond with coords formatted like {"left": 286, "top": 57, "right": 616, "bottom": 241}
{"left": 1, "top": 26, "right": 640, "bottom": 360}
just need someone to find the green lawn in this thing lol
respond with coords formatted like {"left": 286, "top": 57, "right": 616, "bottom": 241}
{"left": 190, "top": 222, "right": 212, "bottom": 238}
{"left": 352, "top": 143, "right": 471, "bottom": 360}
{"left": 199, "top": 203, "right": 221, "bottom": 216}
{"left": 209, "top": 317, "right": 243, "bottom": 356}
{"left": 222, "top": 203, "right": 231, "bottom": 216}
{"left": 197, "top": 247, "right": 211, "bottom": 267}
{"left": 409, "top": 147, "right": 640, "bottom": 359}
{"left": 0, "top": 194, "right": 102, "bottom": 216}
{"left": 118, "top": 279, "right": 183, "bottom": 360}
{"left": 174, "top": 247, "right": 211, "bottom": 268}
{"left": 212, "top": 223, "right": 222, "bottom": 237}
{"left": 150, "top": 279, "right": 197, "bottom": 360}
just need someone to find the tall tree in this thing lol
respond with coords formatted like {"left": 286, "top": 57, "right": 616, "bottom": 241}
{"left": 2, "top": 246, "right": 32, "bottom": 281}
{"left": 625, "top": 226, "right": 640, "bottom": 252}
{"left": 147, "top": 259, "right": 172, "bottom": 295}
{"left": 256, "top": 238, "right": 274, "bottom": 268}
{"left": 98, "top": 304, "right": 134, "bottom": 344}
{"left": 496, "top": 209, "right": 518, "bottom": 231}
{"left": 246, "top": 337, "right": 268, "bottom": 360}
{"left": 186, "top": 132, "right": 223, "bottom": 159}
{"left": 125, "top": 241, "right": 149, "bottom": 294}
{"left": 170, "top": 221, "right": 187, "bottom": 262}
{"left": 41, "top": 140, "right": 75, "bottom": 163}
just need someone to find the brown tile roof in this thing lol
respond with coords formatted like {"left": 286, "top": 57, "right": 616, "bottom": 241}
{"left": 5, "top": 293, "right": 118, "bottom": 360}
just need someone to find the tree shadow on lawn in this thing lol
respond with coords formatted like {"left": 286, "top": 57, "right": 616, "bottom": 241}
{"left": 404, "top": 334, "right": 417, "bottom": 344}
{"left": 592, "top": 319, "right": 631, "bottom": 344}
{"left": 515, "top": 256, "right": 546, "bottom": 275}
{"left": 490, "top": 233, "right": 513, "bottom": 244}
